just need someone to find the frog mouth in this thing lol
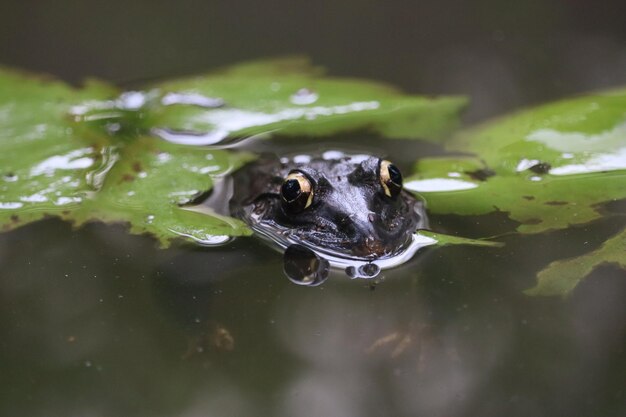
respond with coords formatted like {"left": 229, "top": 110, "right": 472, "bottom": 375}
{"left": 286, "top": 225, "right": 417, "bottom": 260}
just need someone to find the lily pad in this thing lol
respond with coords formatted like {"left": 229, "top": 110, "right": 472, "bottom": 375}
{"left": 407, "top": 88, "right": 626, "bottom": 295}
{"left": 0, "top": 68, "right": 253, "bottom": 246}
{"left": 74, "top": 57, "right": 467, "bottom": 146}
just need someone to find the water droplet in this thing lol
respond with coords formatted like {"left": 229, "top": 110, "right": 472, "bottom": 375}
{"left": 105, "top": 122, "right": 121, "bottom": 134}
{"left": 2, "top": 173, "right": 18, "bottom": 182}
{"left": 161, "top": 92, "right": 225, "bottom": 108}
{"left": 117, "top": 91, "right": 146, "bottom": 110}
{"left": 290, "top": 88, "right": 319, "bottom": 105}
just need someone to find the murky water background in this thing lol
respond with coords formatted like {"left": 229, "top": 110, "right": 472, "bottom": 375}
{"left": 1, "top": 1, "right": 626, "bottom": 416}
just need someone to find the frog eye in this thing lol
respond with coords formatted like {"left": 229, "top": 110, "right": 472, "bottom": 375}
{"left": 379, "top": 159, "right": 403, "bottom": 198}
{"left": 281, "top": 171, "right": 314, "bottom": 212}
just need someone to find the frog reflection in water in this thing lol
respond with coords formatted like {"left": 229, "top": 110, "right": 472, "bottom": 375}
{"left": 229, "top": 152, "right": 428, "bottom": 284}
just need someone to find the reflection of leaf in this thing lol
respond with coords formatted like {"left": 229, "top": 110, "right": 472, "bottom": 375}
{"left": 77, "top": 57, "right": 467, "bottom": 145}
{"left": 525, "top": 226, "right": 626, "bottom": 296}
{"left": 407, "top": 88, "right": 626, "bottom": 296}
{"left": 0, "top": 69, "right": 252, "bottom": 246}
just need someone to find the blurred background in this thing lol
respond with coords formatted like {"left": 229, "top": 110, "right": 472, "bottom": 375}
{"left": 1, "top": 1, "right": 626, "bottom": 417}
{"left": 2, "top": 0, "right": 626, "bottom": 121}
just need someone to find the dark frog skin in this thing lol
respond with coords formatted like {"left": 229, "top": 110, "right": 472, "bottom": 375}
{"left": 229, "top": 152, "right": 427, "bottom": 274}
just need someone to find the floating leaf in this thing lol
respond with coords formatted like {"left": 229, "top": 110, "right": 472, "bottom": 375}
{"left": 75, "top": 57, "right": 467, "bottom": 146}
{"left": 72, "top": 139, "right": 254, "bottom": 245}
{"left": 409, "top": 89, "right": 626, "bottom": 231}
{"left": 0, "top": 68, "right": 114, "bottom": 231}
{"left": 0, "top": 68, "right": 253, "bottom": 246}
{"left": 407, "top": 88, "right": 626, "bottom": 295}
{"left": 419, "top": 230, "right": 503, "bottom": 247}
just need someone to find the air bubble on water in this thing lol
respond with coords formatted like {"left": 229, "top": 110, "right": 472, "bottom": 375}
{"left": 358, "top": 263, "right": 380, "bottom": 278}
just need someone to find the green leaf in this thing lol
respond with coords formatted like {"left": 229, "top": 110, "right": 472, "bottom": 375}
{"left": 0, "top": 68, "right": 253, "bottom": 246}
{"left": 406, "top": 88, "right": 626, "bottom": 295}
{"left": 0, "top": 68, "right": 114, "bottom": 231}
{"left": 76, "top": 57, "right": 467, "bottom": 145}
{"left": 408, "top": 87, "right": 626, "bottom": 233}
{"left": 448, "top": 88, "right": 626, "bottom": 174}
{"left": 419, "top": 230, "right": 504, "bottom": 247}
{"left": 72, "top": 139, "right": 254, "bottom": 246}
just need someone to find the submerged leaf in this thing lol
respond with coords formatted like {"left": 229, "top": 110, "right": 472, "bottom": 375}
{"left": 525, "top": 226, "right": 626, "bottom": 296}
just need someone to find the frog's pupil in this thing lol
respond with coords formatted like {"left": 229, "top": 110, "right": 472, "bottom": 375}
{"left": 282, "top": 179, "right": 301, "bottom": 202}
{"left": 388, "top": 164, "right": 402, "bottom": 186}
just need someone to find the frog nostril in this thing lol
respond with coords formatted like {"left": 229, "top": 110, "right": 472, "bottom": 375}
{"left": 338, "top": 212, "right": 356, "bottom": 223}
{"left": 364, "top": 236, "right": 384, "bottom": 254}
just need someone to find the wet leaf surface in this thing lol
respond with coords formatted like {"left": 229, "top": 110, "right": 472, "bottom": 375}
{"left": 75, "top": 57, "right": 467, "bottom": 146}
{"left": 407, "top": 88, "right": 626, "bottom": 295}
{"left": 0, "top": 69, "right": 253, "bottom": 245}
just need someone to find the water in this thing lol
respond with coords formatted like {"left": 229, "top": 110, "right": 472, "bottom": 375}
{"left": 2, "top": 1, "right": 626, "bottom": 416}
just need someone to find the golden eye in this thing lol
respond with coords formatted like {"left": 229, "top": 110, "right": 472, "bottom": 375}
{"left": 379, "top": 160, "right": 403, "bottom": 198}
{"left": 281, "top": 171, "right": 314, "bottom": 212}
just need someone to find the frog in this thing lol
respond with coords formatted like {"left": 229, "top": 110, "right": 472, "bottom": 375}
{"left": 228, "top": 151, "right": 430, "bottom": 284}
